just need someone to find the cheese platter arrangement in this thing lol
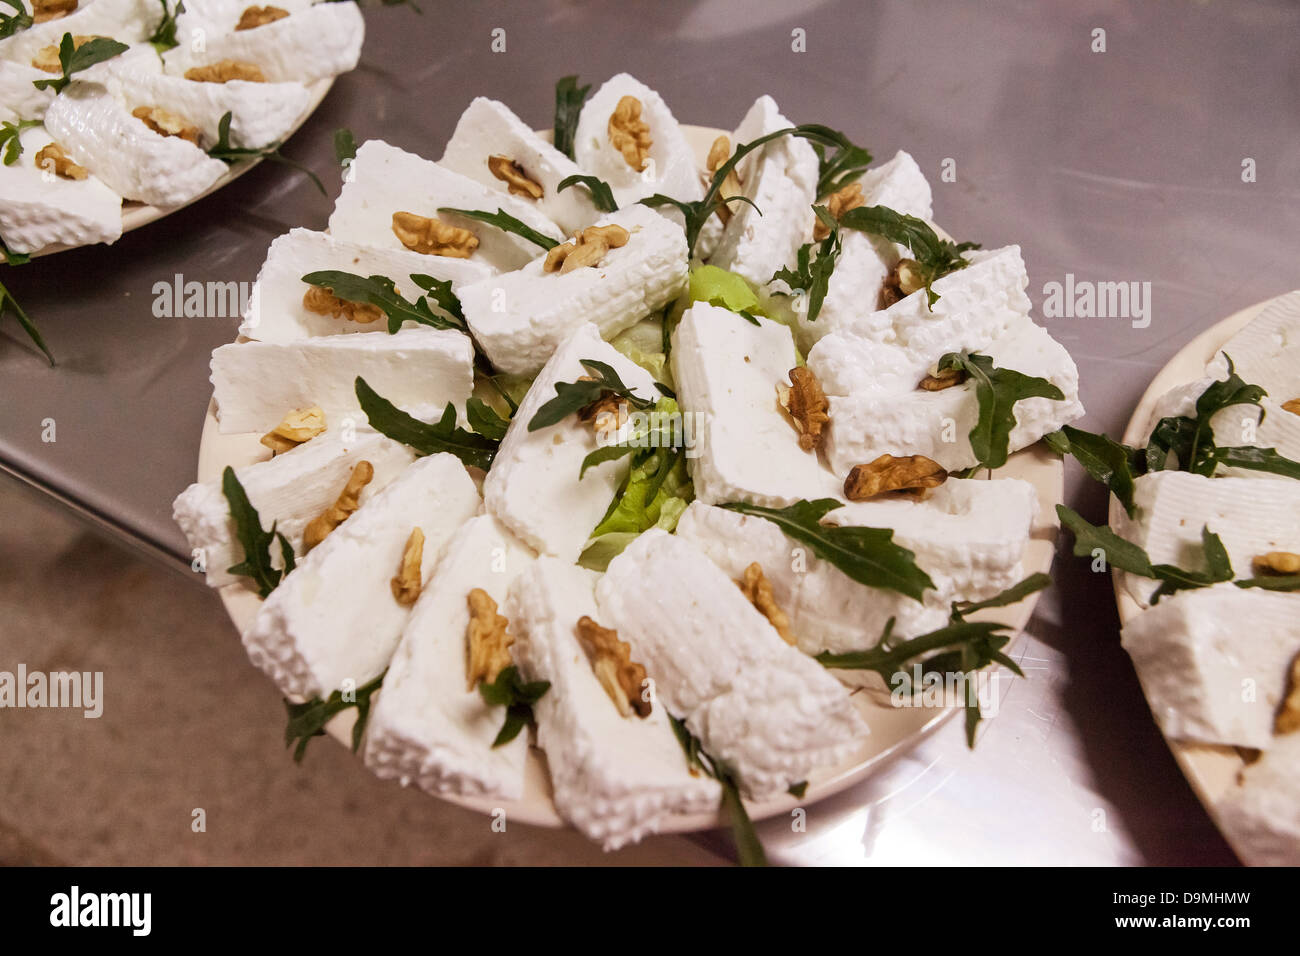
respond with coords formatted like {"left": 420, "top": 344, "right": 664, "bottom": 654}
{"left": 170, "top": 69, "right": 1091, "bottom": 862}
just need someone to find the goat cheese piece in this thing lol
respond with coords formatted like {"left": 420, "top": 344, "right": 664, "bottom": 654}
{"left": 42, "top": 81, "right": 228, "bottom": 207}
{"left": 822, "top": 317, "right": 1085, "bottom": 474}
{"left": 508, "top": 557, "right": 721, "bottom": 849}
{"left": 210, "top": 327, "right": 474, "bottom": 434}
{"left": 238, "top": 227, "right": 491, "bottom": 343}
{"left": 329, "top": 139, "right": 565, "bottom": 274}
{"left": 172, "top": 0, "right": 318, "bottom": 35}
{"left": 0, "top": 62, "right": 54, "bottom": 124}
{"left": 708, "top": 95, "right": 818, "bottom": 291}
{"left": 439, "top": 96, "right": 601, "bottom": 235}
{"left": 1145, "top": 379, "right": 1300, "bottom": 479}
{"left": 573, "top": 73, "right": 702, "bottom": 210}
{"left": 172, "top": 425, "right": 418, "bottom": 588}
{"left": 596, "top": 529, "right": 870, "bottom": 799}
{"left": 1217, "top": 731, "right": 1300, "bottom": 866}
{"left": 670, "top": 303, "right": 843, "bottom": 507}
{"left": 0, "top": 125, "right": 122, "bottom": 253}
{"left": 162, "top": 1, "right": 364, "bottom": 83}
{"left": 483, "top": 323, "right": 658, "bottom": 561}
{"left": 0, "top": 0, "right": 160, "bottom": 66}
{"left": 364, "top": 514, "right": 536, "bottom": 801}
{"left": 1205, "top": 289, "right": 1300, "bottom": 399}
{"left": 1112, "top": 471, "right": 1300, "bottom": 607}
{"left": 1120, "top": 584, "right": 1300, "bottom": 749}
{"left": 462, "top": 204, "right": 687, "bottom": 376}
{"left": 242, "top": 453, "right": 481, "bottom": 700}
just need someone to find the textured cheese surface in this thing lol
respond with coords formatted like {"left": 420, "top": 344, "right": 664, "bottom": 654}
{"left": 1120, "top": 585, "right": 1300, "bottom": 749}
{"left": 172, "top": 0, "right": 319, "bottom": 35}
{"left": 238, "top": 227, "right": 492, "bottom": 343}
{"left": 671, "top": 303, "right": 842, "bottom": 507}
{"left": 1206, "top": 289, "right": 1300, "bottom": 399}
{"left": 596, "top": 529, "right": 869, "bottom": 799}
{"left": 508, "top": 557, "right": 720, "bottom": 850}
{"left": 364, "top": 514, "right": 535, "bottom": 801}
{"left": 439, "top": 96, "right": 601, "bottom": 235}
{"left": 210, "top": 327, "right": 474, "bottom": 434}
{"left": 172, "top": 425, "right": 417, "bottom": 588}
{"left": 462, "top": 204, "right": 687, "bottom": 376}
{"left": 483, "top": 323, "right": 658, "bottom": 561}
{"left": 0, "top": 61, "right": 54, "bottom": 124}
{"left": 329, "top": 139, "right": 564, "bottom": 273}
{"left": 242, "top": 453, "right": 481, "bottom": 699}
{"left": 1217, "top": 731, "right": 1300, "bottom": 866}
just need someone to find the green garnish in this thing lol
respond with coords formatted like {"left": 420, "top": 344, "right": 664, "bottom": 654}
{"left": 771, "top": 206, "right": 841, "bottom": 322}
{"left": 527, "top": 359, "right": 654, "bottom": 432}
{"left": 936, "top": 351, "right": 1065, "bottom": 474}
{"left": 556, "top": 173, "right": 618, "bottom": 213}
{"left": 465, "top": 396, "right": 510, "bottom": 441}
{"left": 1235, "top": 574, "right": 1300, "bottom": 592}
{"left": 221, "top": 466, "right": 296, "bottom": 598}
{"left": 0, "top": 119, "right": 41, "bottom": 166}
{"left": 836, "top": 205, "right": 979, "bottom": 307}
{"left": 813, "top": 134, "right": 873, "bottom": 198}
{"left": 207, "top": 111, "right": 325, "bottom": 195}
{"left": 688, "top": 264, "right": 765, "bottom": 315}
{"left": 552, "top": 75, "right": 590, "bottom": 161}
{"left": 0, "top": 266, "right": 54, "bottom": 365}
{"left": 0, "top": 0, "right": 32, "bottom": 38}
{"left": 148, "top": 0, "right": 184, "bottom": 53}
{"left": 437, "top": 206, "right": 558, "bottom": 251}
{"left": 334, "top": 127, "right": 357, "bottom": 167}
{"left": 283, "top": 670, "right": 385, "bottom": 762}
{"left": 1042, "top": 426, "right": 1144, "bottom": 518}
{"left": 355, "top": 377, "right": 499, "bottom": 471}
{"left": 720, "top": 499, "right": 935, "bottom": 601}
{"left": 787, "top": 781, "right": 808, "bottom": 798}
{"left": 478, "top": 666, "right": 550, "bottom": 747}
{"left": 668, "top": 714, "right": 766, "bottom": 867}
{"left": 32, "top": 34, "right": 129, "bottom": 95}
{"left": 301, "top": 270, "right": 463, "bottom": 333}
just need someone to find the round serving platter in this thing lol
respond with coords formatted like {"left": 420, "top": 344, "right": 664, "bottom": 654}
{"left": 30, "top": 77, "right": 334, "bottom": 258}
{"left": 195, "top": 123, "right": 1065, "bottom": 833}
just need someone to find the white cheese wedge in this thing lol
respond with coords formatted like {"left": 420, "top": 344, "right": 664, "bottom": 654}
{"left": 1112, "top": 471, "right": 1300, "bottom": 607}
{"left": 708, "top": 95, "right": 818, "bottom": 291}
{"left": 172, "top": 425, "right": 417, "bottom": 588}
{"left": 1217, "top": 731, "right": 1300, "bottom": 866}
{"left": 1120, "top": 584, "right": 1300, "bottom": 749}
{"left": 508, "top": 557, "right": 720, "bottom": 849}
{"left": 573, "top": 73, "right": 702, "bottom": 211}
{"left": 1205, "top": 289, "right": 1300, "bottom": 400}
{"left": 822, "top": 317, "right": 1085, "bottom": 474}
{"left": 162, "top": 1, "right": 363, "bottom": 84}
{"left": 172, "top": 0, "right": 319, "bottom": 35}
{"left": 439, "top": 96, "right": 601, "bottom": 235}
{"left": 462, "top": 204, "right": 687, "bottom": 376}
{"left": 0, "top": 125, "right": 122, "bottom": 253}
{"left": 0, "top": 61, "right": 53, "bottom": 123}
{"left": 42, "top": 80, "right": 229, "bottom": 206}
{"left": 106, "top": 69, "right": 311, "bottom": 149}
{"left": 328, "top": 139, "right": 565, "bottom": 274}
{"left": 364, "top": 514, "right": 536, "bottom": 801}
{"left": 670, "top": 302, "right": 843, "bottom": 507}
{"left": 210, "top": 327, "right": 474, "bottom": 434}
{"left": 596, "top": 529, "right": 869, "bottom": 798}
{"left": 242, "top": 453, "right": 481, "bottom": 700}
{"left": 674, "top": 501, "right": 951, "bottom": 656}
{"left": 483, "top": 323, "right": 658, "bottom": 561}
{"left": 0, "top": 0, "right": 160, "bottom": 66}
{"left": 238, "top": 227, "right": 492, "bottom": 343}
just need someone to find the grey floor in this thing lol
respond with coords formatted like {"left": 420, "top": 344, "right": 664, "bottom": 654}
{"left": 0, "top": 477, "right": 724, "bottom": 865}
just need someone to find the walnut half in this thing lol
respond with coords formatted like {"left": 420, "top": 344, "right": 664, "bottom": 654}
{"left": 813, "top": 182, "right": 864, "bottom": 240}
{"left": 302, "top": 460, "right": 373, "bottom": 551}
{"left": 392, "top": 211, "right": 479, "bottom": 258}
{"left": 881, "top": 259, "right": 925, "bottom": 307}
{"left": 259, "top": 405, "right": 325, "bottom": 454}
{"left": 33, "top": 143, "right": 86, "bottom": 181}
{"left": 1283, "top": 398, "right": 1300, "bottom": 417}
{"left": 737, "top": 563, "right": 796, "bottom": 645}
{"left": 607, "top": 95, "right": 652, "bottom": 172}
{"left": 487, "top": 154, "right": 544, "bottom": 199}
{"left": 1253, "top": 552, "right": 1300, "bottom": 576}
{"left": 32, "top": 0, "right": 77, "bottom": 23}
{"left": 466, "top": 588, "right": 513, "bottom": 691}
{"left": 707, "top": 135, "right": 744, "bottom": 226}
{"left": 918, "top": 366, "right": 967, "bottom": 391}
{"left": 184, "top": 60, "right": 266, "bottom": 83}
{"left": 31, "top": 34, "right": 100, "bottom": 73}
{"left": 132, "top": 106, "right": 202, "bottom": 145}
{"left": 575, "top": 616, "right": 651, "bottom": 718}
{"left": 302, "top": 285, "right": 384, "bottom": 324}
{"left": 776, "top": 366, "right": 830, "bottom": 453}
{"left": 543, "top": 224, "right": 629, "bottom": 275}
{"left": 236, "top": 5, "right": 289, "bottom": 30}
{"left": 1277, "top": 652, "right": 1300, "bottom": 736}
{"left": 844, "top": 454, "right": 948, "bottom": 501}
{"left": 390, "top": 527, "right": 424, "bottom": 607}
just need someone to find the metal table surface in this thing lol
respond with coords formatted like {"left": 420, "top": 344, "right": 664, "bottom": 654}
{"left": 3, "top": 0, "right": 1292, "bottom": 865}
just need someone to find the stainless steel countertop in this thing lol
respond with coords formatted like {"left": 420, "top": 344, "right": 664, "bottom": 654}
{"left": 5, "top": 0, "right": 1290, "bottom": 864}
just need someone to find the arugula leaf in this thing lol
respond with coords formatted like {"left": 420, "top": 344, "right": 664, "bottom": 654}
{"left": 1043, "top": 426, "right": 1143, "bottom": 517}
{"left": 528, "top": 358, "right": 654, "bottom": 431}
{"left": 465, "top": 396, "right": 510, "bottom": 441}
{"left": 355, "top": 377, "right": 499, "bottom": 471}
{"left": 408, "top": 272, "right": 464, "bottom": 321}
{"left": 787, "top": 781, "right": 808, "bottom": 799}
{"left": 721, "top": 499, "right": 935, "bottom": 601}
{"left": 1235, "top": 574, "right": 1300, "bottom": 592}
{"left": 1213, "top": 445, "right": 1300, "bottom": 480}
{"left": 33, "top": 34, "right": 129, "bottom": 94}
{"left": 438, "top": 206, "right": 558, "bottom": 251}
{"left": 283, "top": 670, "right": 385, "bottom": 762}
{"left": 478, "top": 666, "right": 550, "bottom": 747}
{"left": 300, "top": 270, "right": 462, "bottom": 333}
{"left": 771, "top": 206, "right": 841, "bottom": 322}
{"left": 668, "top": 715, "right": 766, "bottom": 867}
{"left": 0, "top": 0, "right": 32, "bottom": 39}
{"left": 221, "top": 466, "right": 294, "bottom": 598}
{"left": 0, "top": 119, "right": 40, "bottom": 166}
{"left": 951, "top": 572, "right": 1052, "bottom": 617}
{"left": 937, "top": 351, "right": 1064, "bottom": 473}
{"left": 837, "top": 205, "right": 979, "bottom": 307}
{"left": 556, "top": 173, "right": 618, "bottom": 213}
{"left": 0, "top": 271, "right": 54, "bottom": 365}
{"left": 552, "top": 75, "right": 590, "bottom": 161}
{"left": 813, "top": 136, "right": 874, "bottom": 198}
{"left": 334, "top": 127, "right": 357, "bottom": 167}
{"left": 207, "top": 111, "right": 326, "bottom": 195}
{"left": 148, "top": 0, "right": 184, "bottom": 52}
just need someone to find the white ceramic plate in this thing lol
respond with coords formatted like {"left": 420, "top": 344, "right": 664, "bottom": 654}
{"left": 195, "top": 123, "right": 1065, "bottom": 832}
{"left": 1109, "top": 296, "right": 1284, "bottom": 860}
{"left": 31, "top": 77, "right": 334, "bottom": 258}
